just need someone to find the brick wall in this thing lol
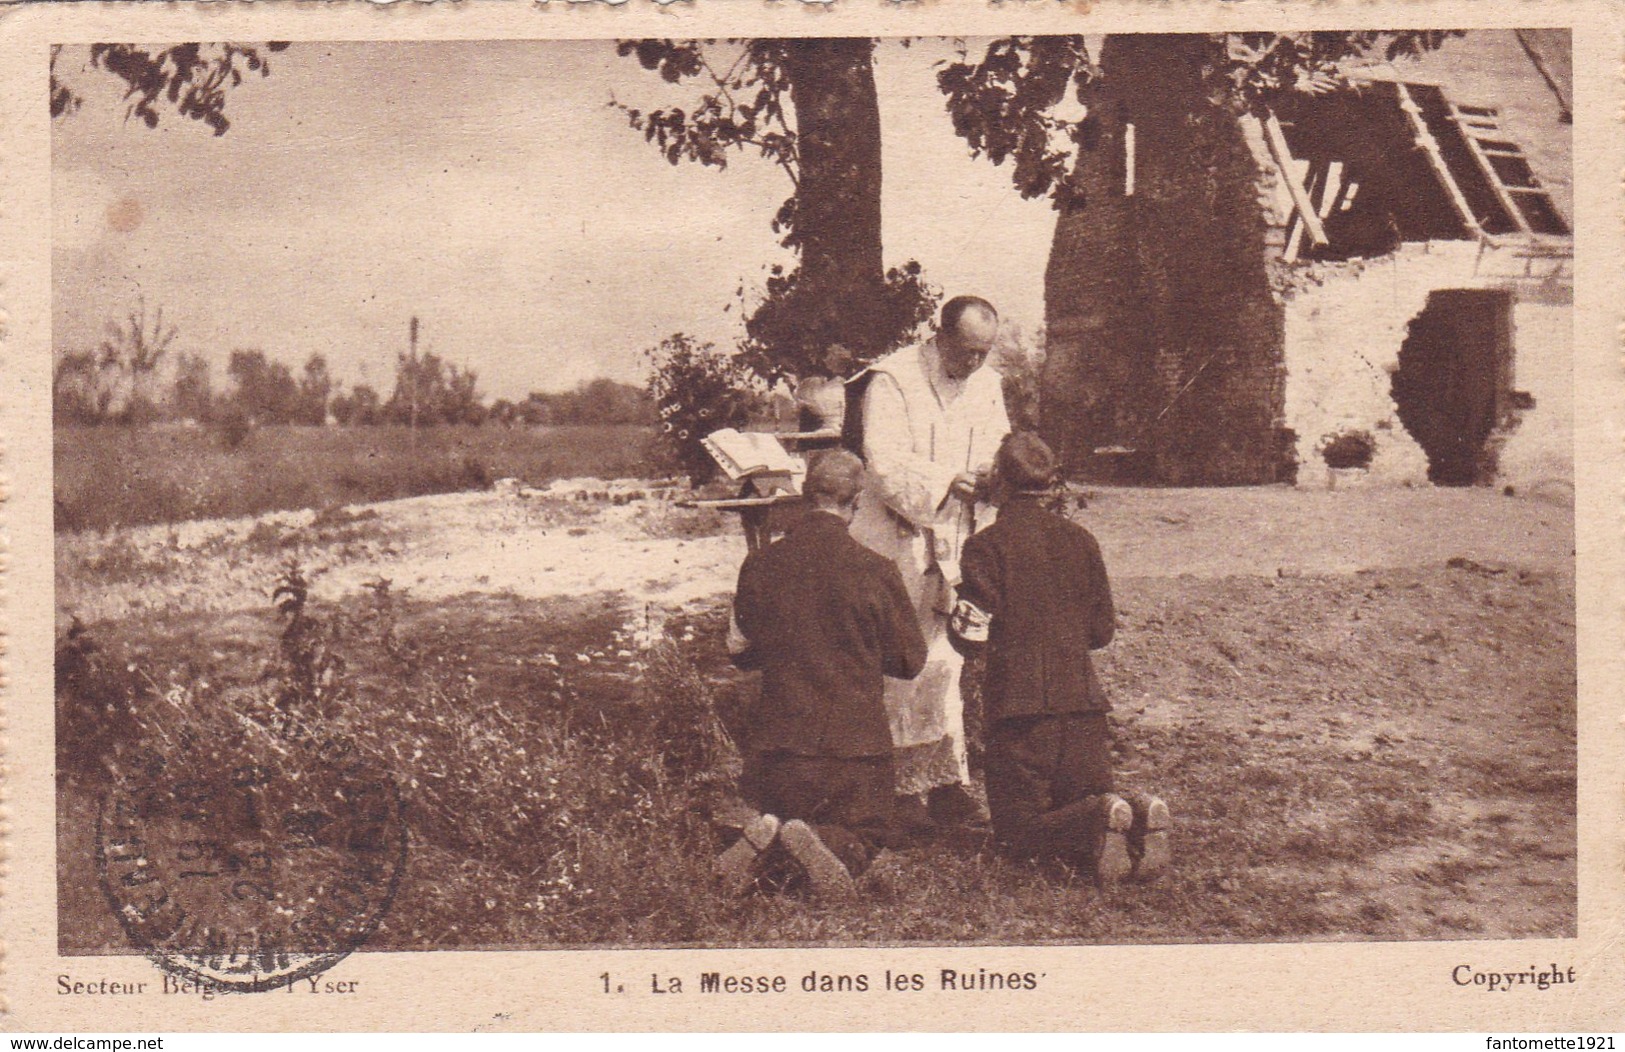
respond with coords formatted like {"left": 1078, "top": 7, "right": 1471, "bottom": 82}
{"left": 1041, "top": 35, "right": 1289, "bottom": 485}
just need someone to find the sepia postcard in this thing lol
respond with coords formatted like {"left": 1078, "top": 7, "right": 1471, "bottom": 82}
{"left": 2, "top": 0, "right": 1622, "bottom": 1032}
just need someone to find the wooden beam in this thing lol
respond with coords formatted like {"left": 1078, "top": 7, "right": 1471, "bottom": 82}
{"left": 1123, "top": 122, "right": 1136, "bottom": 197}
{"left": 1393, "top": 82, "right": 1486, "bottom": 238}
{"left": 1283, "top": 217, "right": 1305, "bottom": 263}
{"left": 1262, "top": 113, "right": 1328, "bottom": 247}
{"left": 1283, "top": 159, "right": 1336, "bottom": 262}
{"left": 1320, "top": 161, "right": 1346, "bottom": 219}
{"left": 1447, "top": 101, "right": 1533, "bottom": 234}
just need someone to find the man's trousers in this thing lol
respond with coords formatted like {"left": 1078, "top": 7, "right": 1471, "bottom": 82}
{"left": 984, "top": 712, "right": 1113, "bottom": 859}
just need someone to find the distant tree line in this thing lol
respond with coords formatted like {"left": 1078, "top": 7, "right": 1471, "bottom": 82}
{"left": 54, "top": 310, "right": 653, "bottom": 430}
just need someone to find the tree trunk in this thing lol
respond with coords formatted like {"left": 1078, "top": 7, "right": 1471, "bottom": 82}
{"left": 781, "top": 38, "right": 888, "bottom": 356}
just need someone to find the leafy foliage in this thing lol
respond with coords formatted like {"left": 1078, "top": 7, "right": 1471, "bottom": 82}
{"left": 51, "top": 42, "right": 290, "bottom": 135}
{"left": 329, "top": 384, "right": 384, "bottom": 427}
{"left": 55, "top": 616, "right": 142, "bottom": 782}
{"left": 228, "top": 349, "right": 301, "bottom": 426}
{"left": 939, "top": 32, "right": 1461, "bottom": 209}
{"left": 297, "top": 355, "right": 334, "bottom": 427}
{"left": 171, "top": 351, "right": 213, "bottom": 424}
{"left": 1219, "top": 32, "right": 1463, "bottom": 115}
{"left": 52, "top": 353, "right": 103, "bottom": 427}
{"left": 992, "top": 322, "right": 1047, "bottom": 433}
{"left": 59, "top": 558, "right": 766, "bottom": 947}
{"left": 511, "top": 380, "right": 656, "bottom": 428}
{"left": 386, "top": 348, "right": 484, "bottom": 427}
{"left": 270, "top": 563, "right": 349, "bottom": 710}
{"left": 938, "top": 36, "right": 1098, "bottom": 208}
{"left": 644, "top": 333, "right": 764, "bottom": 483}
{"left": 739, "top": 261, "right": 940, "bottom": 385}
{"left": 614, "top": 40, "right": 801, "bottom": 240}
{"left": 1319, "top": 428, "right": 1377, "bottom": 470}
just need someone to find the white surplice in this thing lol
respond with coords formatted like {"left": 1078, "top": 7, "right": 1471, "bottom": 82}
{"left": 847, "top": 338, "right": 1010, "bottom": 792}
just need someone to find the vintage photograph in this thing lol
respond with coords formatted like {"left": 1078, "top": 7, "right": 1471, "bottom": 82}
{"left": 51, "top": 29, "right": 1575, "bottom": 969}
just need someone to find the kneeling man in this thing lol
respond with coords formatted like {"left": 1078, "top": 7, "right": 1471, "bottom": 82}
{"left": 949, "top": 432, "right": 1170, "bottom": 884}
{"left": 720, "top": 450, "right": 928, "bottom": 897}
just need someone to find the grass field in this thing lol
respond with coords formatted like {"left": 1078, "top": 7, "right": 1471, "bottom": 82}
{"left": 55, "top": 484, "right": 1577, "bottom": 951}
{"left": 54, "top": 424, "right": 658, "bottom": 532}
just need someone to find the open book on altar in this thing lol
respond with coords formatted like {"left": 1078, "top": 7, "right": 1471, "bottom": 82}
{"left": 701, "top": 427, "right": 803, "bottom": 484}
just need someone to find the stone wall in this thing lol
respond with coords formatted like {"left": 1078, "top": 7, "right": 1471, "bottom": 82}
{"left": 1279, "top": 240, "right": 1571, "bottom": 490}
{"left": 1495, "top": 296, "right": 1573, "bottom": 494}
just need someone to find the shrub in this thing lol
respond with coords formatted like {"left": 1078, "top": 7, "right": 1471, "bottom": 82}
{"left": 645, "top": 334, "right": 764, "bottom": 484}
{"left": 55, "top": 616, "right": 144, "bottom": 782}
{"left": 457, "top": 454, "right": 492, "bottom": 490}
{"left": 1320, "top": 428, "right": 1375, "bottom": 470}
{"left": 214, "top": 405, "right": 253, "bottom": 450}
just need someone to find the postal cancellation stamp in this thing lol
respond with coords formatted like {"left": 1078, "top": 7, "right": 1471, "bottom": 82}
{"left": 2, "top": 0, "right": 1623, "bottom": 1033}
{"left": 96, "top": 727, "right": 407, "bottom": 994}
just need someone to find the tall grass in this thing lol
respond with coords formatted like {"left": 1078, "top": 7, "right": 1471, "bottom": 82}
{"left": 54, "top": 424, "right": 658, "bottom": 532}
{"left": 57, "top": 569, "right": 752, "bottom": 950}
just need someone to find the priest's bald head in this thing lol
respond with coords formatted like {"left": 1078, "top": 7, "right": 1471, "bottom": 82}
{"left": 938, "top": 296, "right": 999, "bottom": 381}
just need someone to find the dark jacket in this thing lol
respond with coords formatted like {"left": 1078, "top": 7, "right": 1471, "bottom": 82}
{"left": 950, "top": 496, "right": 1115, "bottom": 720}
{"left": 732, "top": 511, "right": 928, "bottom": 758}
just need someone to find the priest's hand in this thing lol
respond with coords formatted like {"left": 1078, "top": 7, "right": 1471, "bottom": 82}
{"left": 950, "top": 471, "right": 985, "bottom": 503}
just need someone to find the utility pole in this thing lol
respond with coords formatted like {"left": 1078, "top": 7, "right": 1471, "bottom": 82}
{"left": 409, "top": 315, "right": 420, "bottom": 447}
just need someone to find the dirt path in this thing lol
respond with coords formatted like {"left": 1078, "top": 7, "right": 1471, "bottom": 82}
{"left": 57, "top": 481, "right": 1574, "bottom": 629}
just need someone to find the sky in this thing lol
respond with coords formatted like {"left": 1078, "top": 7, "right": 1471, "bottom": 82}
{"left": 52, "top": 39, "right": 1059, "bottom": 400}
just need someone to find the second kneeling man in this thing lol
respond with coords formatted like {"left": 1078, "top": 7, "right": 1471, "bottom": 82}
{"left": 724, "top": 450, "right": 928, "bottom": 897}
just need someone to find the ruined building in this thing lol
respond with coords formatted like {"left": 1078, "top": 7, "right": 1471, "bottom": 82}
{"left": 1041, "top": 31, "right": 1572, "bottom": 489}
